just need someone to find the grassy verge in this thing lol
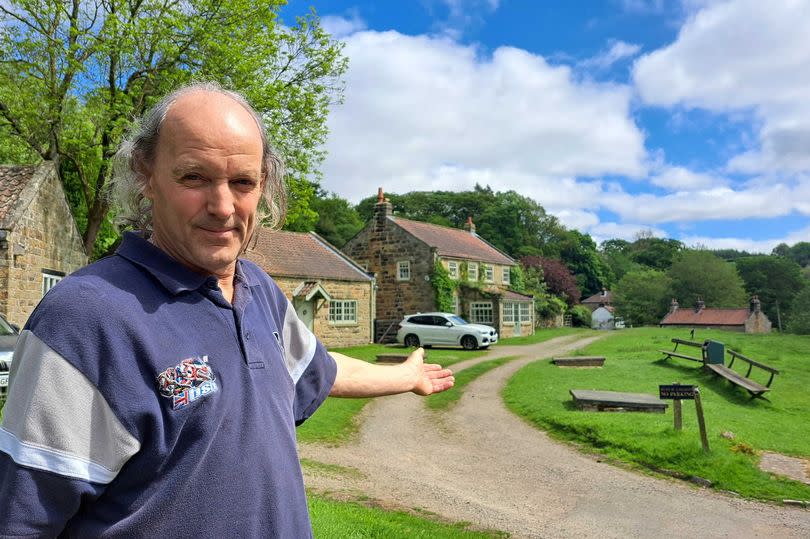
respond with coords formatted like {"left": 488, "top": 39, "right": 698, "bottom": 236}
{"left": 309, "top": 493, "right": 507, "bottom": 538}
{"left": 427, "top": 356, "right": 518, "bottom": 410}
{"left": 498, "top": 327, "right": 588, "bottom": 346}
{"left": 298, "top": 344, "right": 486, "bottom": 444}
{"left": 503, "top": 327, "right": 810, "bottom": 502}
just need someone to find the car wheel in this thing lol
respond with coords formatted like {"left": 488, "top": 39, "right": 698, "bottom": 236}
{"left": 461, "top": 336, "right": 478, "bottom": 350}
{"left": 404, "top": 334, "right": 420, "bottom": 348}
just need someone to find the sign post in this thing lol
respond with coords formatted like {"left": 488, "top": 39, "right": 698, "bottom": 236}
{"left": 659, "top": 384, "right": 710, "bottom": 453}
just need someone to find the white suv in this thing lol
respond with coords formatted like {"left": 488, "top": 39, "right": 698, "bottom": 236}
{"left": 396, "top": 312, "right": 498, "bottom": 350}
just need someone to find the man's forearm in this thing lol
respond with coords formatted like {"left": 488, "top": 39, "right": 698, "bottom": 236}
{"left": 329, "top": 352, "right": 418, "bottom": 397}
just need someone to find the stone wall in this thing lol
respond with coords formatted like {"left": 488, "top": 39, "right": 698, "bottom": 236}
{"left": 0, "top": 170, "right": 87, "bottom": 326}
{"left": 745, "top": 311, "right": 772, "bottom": 334}
{"left": 273, "top": 277, "right": 373, "bottom": 348}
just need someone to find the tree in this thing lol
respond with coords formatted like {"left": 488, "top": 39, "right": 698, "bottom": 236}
{"left": 668, "top": 250, "right": 747, "bottom": 308}
{"left": 613, "top": 269, "right": 673, "bottom": 326}
{"left": 310, "top": 191, "right": 364, "bottom": 247}
{"left": 0, "top": 1, "right": 346, "bottom": 256}
{"left": 522, "top": 256, "right": 580, "bottom": 306}
{"left": 735, "top": 255, "right": 806, "bottom": 327}
{"left": 787, "top": 287, "right": 810, "bottom": 334}
{"left": 773, "top": 242, "right": 810, "bottom": 268}
{"left": 556, "top": 230, "right": 610, "bottom": 296}
{"left": 628, "top": 234, "right": 684, "bottom": 270}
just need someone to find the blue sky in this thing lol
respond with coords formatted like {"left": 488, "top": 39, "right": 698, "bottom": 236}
{"left": 283, "top": 0, "right": 810, "bottom": 252}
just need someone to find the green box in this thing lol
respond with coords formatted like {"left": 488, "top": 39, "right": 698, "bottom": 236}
{"left": 705, "top": 339, "right": 725, "bottom": 364}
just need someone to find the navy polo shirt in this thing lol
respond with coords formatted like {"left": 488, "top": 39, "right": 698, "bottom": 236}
{"left": 0, "top": 232, "right": 337, "bottom": 538}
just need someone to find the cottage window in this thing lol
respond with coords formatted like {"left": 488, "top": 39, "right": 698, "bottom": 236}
{"left": 503, "top": 302, "right": 515, "bottom": 324}
{"left": 502, "top": 267, "right": 510, "bottom": 285}
{"left": 519, "top": 302, "right": 530, "bottom": 321}
{"left": 484, "top": 265, "right": 494, "bottom": 282}
{"left": 329, "top": 300, "right": 357, "bottom": 324}
{"left": 397, "top": 260, "right": 411, "bottom": 281}
{"left": 452, "top": 294, "right": 460, "bottom": 315}
{"left": 42, "top": 271, "right": 64, "bottom": 296}
{"left": 469, "top": 302, "right": 493, "bottom": 324}
{"left": 468, "top": 262, "right": 478, "bottom": 281}
{"left": 447, "top": 261, "right": 459, "bottom": 279}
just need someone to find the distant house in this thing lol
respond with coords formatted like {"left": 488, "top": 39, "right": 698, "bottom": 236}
{"left": 342, "top": 189, "right": 534, "bottom": 342}
{"left": 244, "top": 228, "right": 375, "bottom": 348}
{"left": 582, "top": 289, "right": 612, "bottom": 312}
{"left": 659, "top": 296, "right": 771, "bottom": 333}
{"left": 0, "top": 163, "right": 88, "bottom": 326}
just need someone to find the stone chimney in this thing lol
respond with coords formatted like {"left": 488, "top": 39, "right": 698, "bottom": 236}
{"left": 750, "top": 294, "right": 761, "bottom": 313}
{"left": 669, "top": 298, "right": 679, "bottom": 313}
{"left": 695, "top": 297, "right": 705, "bottom": 312}
{"left": 601, "top": 288, "right": 607, "bottom": 298}
{"left": 374, "top": 187, "right": 393, "bottom": 232}
{"left": 463, "top": 215, "right": 476, "bottom": 234}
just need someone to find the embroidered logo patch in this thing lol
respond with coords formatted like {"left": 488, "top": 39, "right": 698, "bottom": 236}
{"left": 157, "top": 355, "right": 218, "bottom": 410}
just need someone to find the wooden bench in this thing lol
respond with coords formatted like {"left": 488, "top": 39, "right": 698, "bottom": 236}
{"left": 704, "top": 349, "right": 779, "bottom": 398}
{"left": 375, "top": 354, "right": 409, "bottom": 363}
{"left": 658, "top": 338, "right": 705, "bottom": 363}
{"left": 552, "top": 356, "right": 605, "bottom": 367}
{"left": 570, "top": 389, "right": 668, "bottom": 413}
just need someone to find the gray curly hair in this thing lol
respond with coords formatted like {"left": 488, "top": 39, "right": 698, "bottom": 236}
{"left": 109, "top": 82, "right": 286, "bottom": 232}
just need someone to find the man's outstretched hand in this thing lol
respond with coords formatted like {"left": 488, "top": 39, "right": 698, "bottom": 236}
{"left": 404, "top": 347, "right": 455, "bottom": 396}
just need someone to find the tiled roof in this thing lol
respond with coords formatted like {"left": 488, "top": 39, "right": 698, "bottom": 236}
{"left": 500, "top": 289, "right": 534, "bottom": 301}
{"left": 0, "top": 164, "right": 40, "bottom": 226}
{"left": 661, "top": 308, "right": 749, "bottom": 326}
{"left": 390, "top": 217, "right": 514, "bottom": 265}
{"left": 582, "top": 290, "right": 612, "bottom": 304}
{"left": 244, "top": 228, "right": 373, "bottom": 282}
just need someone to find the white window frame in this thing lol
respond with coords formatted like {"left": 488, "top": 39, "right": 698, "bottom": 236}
{"left": 519, "top": 302, "right": 530, "bottom": 322}
{"left": 468, "top": 262, "right": 478, "bottom": 281}
{"left": 42, "top": 271, "right": 64, "bottom": 296}
{"left": 469, "top": 301, "right": 494, "bottom": 324}
{"left": 397, "top": 260, "right": 411, "bottom": 281}
{"left": 484, "top": 264, "right": 494, "bottom": 282}
{"left": 503, "top": 302, "right": 515, "bottom": 324}
{"left": 447, "top": 260, "right": 459, "bottom": 279}
{"left": 452, "top": 294, "right": 460, "bottom": 315}
{"left": 328, "top": 299, "right": 358, "bottom": 325}
{"left": 502, "top": 266, "right": 510, "bottom": 285}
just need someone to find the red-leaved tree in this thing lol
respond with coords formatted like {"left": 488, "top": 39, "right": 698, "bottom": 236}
{"left": 521, "top": 256, "right": 581, "bottom": 306}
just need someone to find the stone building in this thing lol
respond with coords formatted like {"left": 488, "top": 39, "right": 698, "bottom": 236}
{"left": 244, "top": 228, "right": 375, "bottom": 348}
{"left": 342, "top": 189, "right": 534, "bottom": 342}
{"left": 582, "top": 289, "right": 612, "bottom": 311}
{"left": 0, "top": 163, "right": 88, "bottom": 326}
{"left": 659, "top": 296, "right": 772, "bottom": 333}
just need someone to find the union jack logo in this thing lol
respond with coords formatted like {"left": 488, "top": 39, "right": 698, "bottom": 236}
{"left": 157, "top": 356, "right": 218, "bottom": 409}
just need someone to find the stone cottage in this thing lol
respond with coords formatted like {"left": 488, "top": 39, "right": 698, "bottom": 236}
{"left": 659, "top": 296, "right": 772, "bottom": 333}
{"left": 342, "top": 189, "right": 534, "bottom": 342}
{"left": 244, "top": 227, "right": 375, "bottom": 348}
{"left": 0, "top": 163, "right": 88, "bottom": 326}
{"left": 582, "top": 289, "right": 612, "bottom": 311}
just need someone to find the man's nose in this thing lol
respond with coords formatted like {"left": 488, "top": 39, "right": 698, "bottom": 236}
{"left": 207, "top": 181, "right": 235, "bottom": 218}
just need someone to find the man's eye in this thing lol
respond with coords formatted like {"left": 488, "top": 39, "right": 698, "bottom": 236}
{"left": 182, "top": 174, "right": 205, "bottom": 183}
{"left": 233, "top": 178, "right": 258, "bottom": 188}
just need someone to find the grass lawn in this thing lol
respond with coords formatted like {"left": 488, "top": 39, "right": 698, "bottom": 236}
{"left": 309, "top": 494, "right": 507, "bottom": 538}
{"left": 498, "top": 327, "right": 588, "bottom": 346}
{"left": 297, "top": 344, "right": 486, "bottom": 444}
{"left": 427, "top": 356, "right": 518, "bottom": 410}
{"left": 503, "top": 327, "right": 810, "bottom": 502}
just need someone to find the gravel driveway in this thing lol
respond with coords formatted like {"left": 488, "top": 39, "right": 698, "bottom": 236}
{"left": 301, "top": 335, "right": 810, "bottom": 538}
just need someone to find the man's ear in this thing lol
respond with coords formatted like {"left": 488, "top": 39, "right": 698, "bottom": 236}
{"left": 133, "top": 154, "right": 154, "bottom": 199}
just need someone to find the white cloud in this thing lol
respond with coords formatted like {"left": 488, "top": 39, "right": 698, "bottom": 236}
{"left": 322, "top": 30, "right": 647, "bottom": 206}
{"left": 649, "top": 165, "right": 728, "bottom": 191}
{"left": 588, "top": 222, "right": 667, "bottom": 246}
{"left": 580, "top": 40, "right": 642, "bottom": 70}
{"left": 679, "top": 225, "right": 810, "bottom": 254}
{"left": 320, "top": 14, "right": 367, "bottom": 38}
{"left": 632, "top": 0, "right": 810, "bottom": 174}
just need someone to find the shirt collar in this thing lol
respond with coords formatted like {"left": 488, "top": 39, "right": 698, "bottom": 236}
{"left": 115, "top": 231, "right": 258, "bottom": 295}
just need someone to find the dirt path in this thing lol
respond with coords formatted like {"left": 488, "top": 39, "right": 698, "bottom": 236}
{"left": 301, "top": 335, "right": 810, "bottom": 538}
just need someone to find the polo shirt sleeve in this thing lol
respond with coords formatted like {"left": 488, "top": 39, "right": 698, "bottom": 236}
{"left": 279, "top": 298, "right": 337, "bottom": 425}
{"left": 0, "top": 286, "right": 141, "bottom": 536}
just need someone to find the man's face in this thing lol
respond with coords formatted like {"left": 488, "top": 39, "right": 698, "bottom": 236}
{"left": 144, "top": 92, "right": 265, "bottom": 278}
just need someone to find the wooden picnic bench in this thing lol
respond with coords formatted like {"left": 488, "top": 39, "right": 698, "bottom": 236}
{"left": 704, "top": 349, "right": 779, "bottom": 398}
{"left": 658, "top": 338, "right": 705, "bottom": 363}
{"left": 570, "top": 389, "right": 668, "bottom": 413}
{"left": 552, "top": 356, "right": 605, "bottom": 367}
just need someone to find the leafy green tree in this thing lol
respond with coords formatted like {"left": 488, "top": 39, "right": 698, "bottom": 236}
{"left": 0, "top": 1, "right": 346, "bottom": 256}
{"left": 628, "top": 234, "right": 684, "bottom": 270}
{"left": 773, "top": 242, "right": 810, "bottom": 268}
{"left": 787, "top": 287, "right": 810, "bottom": 334}
{"left": 556, "top": 230, "right": 611, "bottom": 297}
{"left": 668, "top": 250, "right": 747, "bottom": 308}
{"left": 310, "top": 191, "right": 364, "bottom": 247}
{"left": 613, "top": 269, "right": 673, "bottom": 326}
{"left": 735, "top": 256, "right": 806, "bottom": 327}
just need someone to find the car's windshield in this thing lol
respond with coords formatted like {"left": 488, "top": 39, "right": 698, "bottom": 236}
{"left": 0, "top": 317, "right": 15, "bottom": 336}
{"left": 449, "top": 316, "right": 468, "bottom": 325}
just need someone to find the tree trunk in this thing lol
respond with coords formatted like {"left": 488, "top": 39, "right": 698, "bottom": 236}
{"left": 83, "top": 196, "right": 108, "bottom": 256}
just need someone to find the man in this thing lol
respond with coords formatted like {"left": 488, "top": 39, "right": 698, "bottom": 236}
{"left": 0, "top": 83, "right": 454, "bottom": 538}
